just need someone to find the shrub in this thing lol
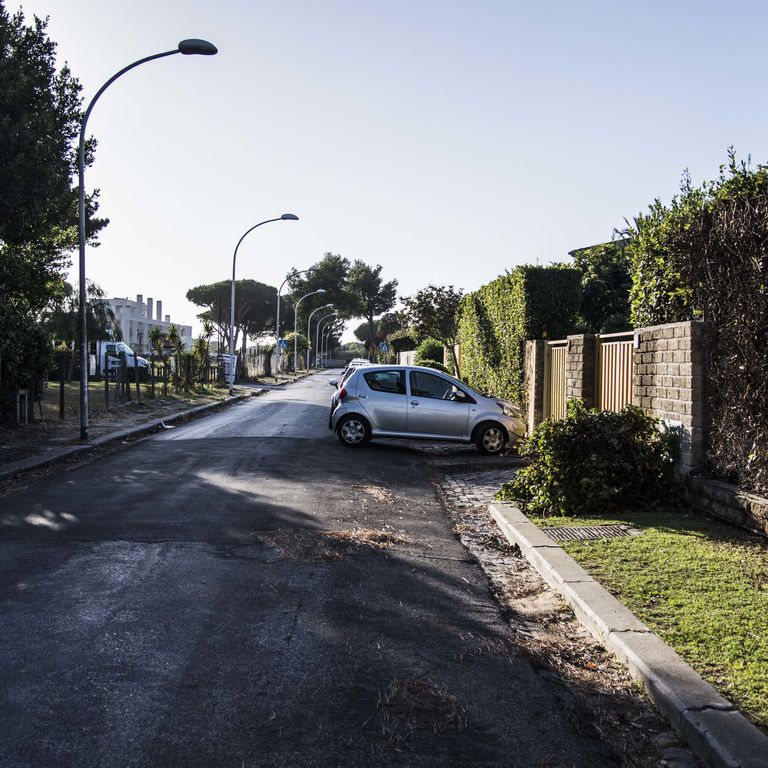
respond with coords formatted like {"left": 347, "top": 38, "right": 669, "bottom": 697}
{"left": 416, "top": 359, "right": 449, "bottom": 374}
{"left": 414, "top": 337, "right": 444, "bottom": 364}
{"left": 497, "top": 401, "right": 676, "bottom": 516}
{"left": 628, "top": 151, "right": 768, "bottom": 494}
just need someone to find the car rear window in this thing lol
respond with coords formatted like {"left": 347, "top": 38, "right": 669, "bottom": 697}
{"left": 362, "top": 370, "right": 406, "bottom": 395}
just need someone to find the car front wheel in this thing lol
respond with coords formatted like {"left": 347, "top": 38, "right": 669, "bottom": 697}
{"left": 336, "top": 415, "right": 371, "bottom": 447}
{"left": 475, "top": 423, "right": 507, "bottom": 455}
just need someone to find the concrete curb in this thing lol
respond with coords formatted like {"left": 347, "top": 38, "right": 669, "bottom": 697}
{"left": 0, "top": 390, "right": 262, "bottom": 484}
{"left": 489, "top": 500, "right": 768, "bottom": 768}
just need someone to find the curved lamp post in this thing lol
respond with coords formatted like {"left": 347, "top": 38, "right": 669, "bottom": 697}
{"left": 78, "top": 38, "right": 218, "bottom": 440}
{"left": 321, "top": 318, "right": 343, "bottom": 366}
{"left": 228, "top": 214, "right": 299, "bottom": 394}
{"left": 274, "top": 267, "right": 316, "bottom": 377}
{"left": 315, "top": 312, "right": 336, "bottom": 368}
{"left": 323, "top": 321, "right": 343, "bottom": 365}
{"left": 306, "top": 303, "right": 332, "bottom": 369}
{"left": 292, "top": 289, "right": 326, "bottom": 371}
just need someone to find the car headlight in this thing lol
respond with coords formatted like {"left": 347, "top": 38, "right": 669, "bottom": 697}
{"left": 496, "top": 401, "right": 522, "bottom": 418}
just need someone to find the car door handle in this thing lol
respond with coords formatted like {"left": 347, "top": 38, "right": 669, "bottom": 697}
{"left": 410, "top": 401, "right": 419, "bottom": 406}
{"left": 358, "top": 394, "right": 367, "bottom": 399}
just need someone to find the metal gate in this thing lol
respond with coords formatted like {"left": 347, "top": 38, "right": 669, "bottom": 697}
{"left": 596, "top": 332, "right": 635, "bottom": 412}
{"left": 544, "top": 341, "right": 567, "bottom": 420}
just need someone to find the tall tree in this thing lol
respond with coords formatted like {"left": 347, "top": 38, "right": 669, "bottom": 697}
{"left": 186, "top": 279, "right": 276, "bottom": 352}
{"left": 286, "top": 252, "right": 362, "bottom": 326}
{"left": 0, "top": 6, "right": 107, "bottom": 418}
{"left": 347, "top": 260, "right": 398, "bottom": 356}
{"left": 403, "top": 285, "right": 464, "bottom": 376}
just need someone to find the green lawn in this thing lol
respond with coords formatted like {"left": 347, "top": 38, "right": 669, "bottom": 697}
{"left": 528, "top": 508, "right": 768, "bottom": 728}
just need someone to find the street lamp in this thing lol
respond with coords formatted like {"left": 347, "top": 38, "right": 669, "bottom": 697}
{"left": 315, "top": 312, "right": 336, "bottom": 368}
{"left": 293, "top": 289, "right": 326, "bottom": 371}
{"left": 77, "top": 38, "right": 218, "bottom": 440}
{"left": 274, "top": 267, "right": 316, "bottom": 376}
{"left": 323, "top": 321, "right": 343, "bottom": 365}
{"left": 320, "top": 317, "right": 343, "bottom": 367}
{"left": 228, "top": 214, "right": 299, "bottom": 395}
{"left": 307, "top": 303, "right": 333, "bottom": 369}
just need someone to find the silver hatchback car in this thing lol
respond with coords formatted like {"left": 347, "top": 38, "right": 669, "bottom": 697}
{"left": 329, "top": 365, "right": 526, "bottom": 454}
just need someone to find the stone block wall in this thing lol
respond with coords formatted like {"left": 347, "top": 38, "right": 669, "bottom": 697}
{"left": 521, "top": 319, "right": 768, "bottom": 527}
{"left": 688, "top": 477, "right": 768, "bottom": 537}
{"left": 524, "top": 321, "right": 705, "bottom": 474}
{"left": 633, "top": 321, "right": 704, "bottom": 474}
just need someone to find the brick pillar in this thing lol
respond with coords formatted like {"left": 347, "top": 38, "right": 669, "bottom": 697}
{"left": 566, "top": 334, "right": 597, "bottom": 409}
{"left": 525, "top": 339, "right": 545, "bottom": 435}
{"left": 632, "top": 321, "right": 704, "bottom": 474}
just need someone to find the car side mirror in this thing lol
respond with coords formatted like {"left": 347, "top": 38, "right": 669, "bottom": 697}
{"left": 328, "top": 380, "right": 338, "bottom": 387}
{"left": 452, "top": 390, "right": 467, "bottom": 400}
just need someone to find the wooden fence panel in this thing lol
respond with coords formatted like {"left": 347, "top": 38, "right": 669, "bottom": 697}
{"left": 596, "top": 336, "right": 634, "bottom": 412}
{"left": 545, "top": 343, "right": 567, "bottom": 420}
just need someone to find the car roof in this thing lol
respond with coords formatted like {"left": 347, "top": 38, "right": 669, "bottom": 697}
{"left": 353, "top": 364, "right": 450, "bottom": 374}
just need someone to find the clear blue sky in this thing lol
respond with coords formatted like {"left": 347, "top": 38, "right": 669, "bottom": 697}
{"left": 9, "top": 0, "right": 768, "bottom": 340}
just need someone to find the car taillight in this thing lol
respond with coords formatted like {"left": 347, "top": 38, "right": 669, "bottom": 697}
{"left": 338, "top": 387, "right": 347, "bottom": 400}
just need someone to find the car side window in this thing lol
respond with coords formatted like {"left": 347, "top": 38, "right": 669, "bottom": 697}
{"left": 409, "top": 371, "right": 467, "bottom": 401}
{"left": 362, "top": 370, "right": 406, "bottom": 395}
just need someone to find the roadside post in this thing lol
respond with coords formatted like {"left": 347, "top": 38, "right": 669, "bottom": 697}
{"left": 278, "top": 338, "right": 289, "bottom": 375}
{"left": 104, "top": 356, "right": 109, "bottom": 411}
{"left": 120, "top": 352, "right": 131, "bottom": 402}
{"left": 132, "top": 351, "right": 141, "bottom": 402}
{"left": 59, "top": 352, "right": 65, "bottom": 419}
{"left": 150, "top": 352, "right": 156, "bottom": 398}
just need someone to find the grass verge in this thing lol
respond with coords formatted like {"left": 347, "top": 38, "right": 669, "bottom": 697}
{"left": 527, "top": 507, "right": 768, "bottom": 728}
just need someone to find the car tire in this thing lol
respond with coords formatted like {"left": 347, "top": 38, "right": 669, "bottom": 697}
{"left": 336, "top": 414, "right": 371, "bottom": 447}
{"left": 475, "top": 422, "right": 507, "bottom": 455}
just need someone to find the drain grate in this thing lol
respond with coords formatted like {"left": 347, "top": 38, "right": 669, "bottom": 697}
{"left": 544, "top": 525, "right": 640, "bottom": 542}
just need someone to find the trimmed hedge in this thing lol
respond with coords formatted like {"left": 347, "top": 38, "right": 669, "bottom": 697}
{"left": 457, "top": 265, "right": 581, "bottom": 404}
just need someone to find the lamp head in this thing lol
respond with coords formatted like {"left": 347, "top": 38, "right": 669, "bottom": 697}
{"left": 281, "top": 213, "right": 299, "bottom": 221}
{"left": 178, "top": 39, "right": 218, "bottom": 55}
{"left": 315, "top": 288, "right": 327, "bottom": 294}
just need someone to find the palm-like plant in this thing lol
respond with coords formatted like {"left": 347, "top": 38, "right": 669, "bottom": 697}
{"left": 148, "top": 326, "right": 164, "bottom": 356}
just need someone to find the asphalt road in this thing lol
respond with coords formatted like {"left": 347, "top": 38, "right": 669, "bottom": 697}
{"left": 1, "top": 373, "right": 624, "bottom": 768}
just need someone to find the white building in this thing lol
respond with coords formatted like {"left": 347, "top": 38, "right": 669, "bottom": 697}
{"left": 107, "top": 294, "right": 193, "bottom": 354}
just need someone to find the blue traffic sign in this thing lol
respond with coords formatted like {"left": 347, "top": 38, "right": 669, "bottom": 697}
{"left": 278, "top": 339, "right": 289, "bottom": 349}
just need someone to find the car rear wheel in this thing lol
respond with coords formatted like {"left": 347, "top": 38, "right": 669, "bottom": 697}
{"left": 336, "top": 415, "right": 371, "bottom": 447}
{"left": 475, "top": 423, "right": 507, "bottom": 455}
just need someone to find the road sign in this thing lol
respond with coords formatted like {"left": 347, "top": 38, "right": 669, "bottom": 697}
{"left": 278, "top": 339, "right": 288, "bottom": 349}
{"left": 379, "top": 342, "right": 388, "bottom": 353}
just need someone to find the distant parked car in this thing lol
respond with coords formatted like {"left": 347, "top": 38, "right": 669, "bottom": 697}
{"left": 329, "top": 364, "right": 526, "bottom": 454}
{"left": 97, "top": 341, "right": 150, "bottom": 381}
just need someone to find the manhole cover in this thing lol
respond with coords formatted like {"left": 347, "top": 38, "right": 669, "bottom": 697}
{"left": 544, "top": 525, "right": 641, "bottom": 542}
